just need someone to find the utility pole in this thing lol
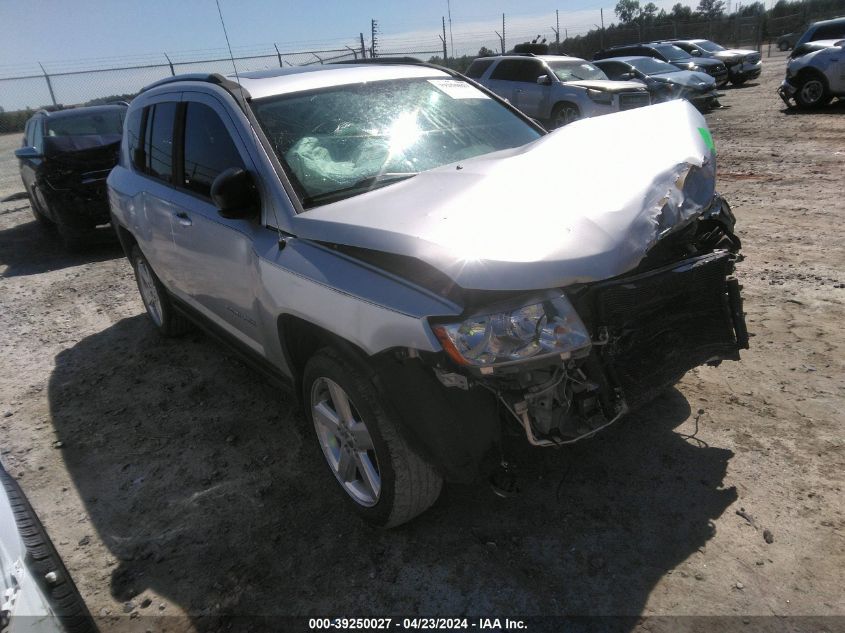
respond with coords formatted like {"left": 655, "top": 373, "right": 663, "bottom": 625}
{"left": 360, "top": 33, "right": 366, "bottom": 58}
{"left": 371, "top": 19, "right": 379, "bottom": 58}
{"left": 447, "top": 0, "right": 455, "bottom": 58}
{"left": 600, "top": 8, "right": 606, "bottom": 49}
{"left": 440, "top": 16, "right": 448, "bottom": 60}
{"left": 551, "top": 9, "right": 560, "bottom": 52}
{"left": 38, "top": 62, "right": 57, "bottom": 107}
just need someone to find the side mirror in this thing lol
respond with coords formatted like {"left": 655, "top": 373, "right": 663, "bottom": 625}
{"left": 536, "top": 74, "right": 553, "bottom": 85}
{"left": 211, "top": 168, "right": 259, "bottom": 220}
{"left": 620, "top": 72, "right": 635, "bottom": 80}
{"left": 14, "top": 146, "right": 41, "bottom": 159}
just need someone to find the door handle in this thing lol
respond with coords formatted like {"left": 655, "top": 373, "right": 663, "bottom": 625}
{"left": 515, "top": 88, "right": 524, "bottom": 93}
{"left": 175, "top": 211, "right": 192, "bottom": 227}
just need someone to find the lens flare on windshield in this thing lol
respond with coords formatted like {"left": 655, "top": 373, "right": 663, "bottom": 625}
{"left": 388, "top": 110, "right": 422, "bottom": 155}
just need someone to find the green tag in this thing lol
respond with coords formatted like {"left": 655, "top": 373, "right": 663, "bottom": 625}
{"left": 698, "top": 127, "right": 716, "bottom": 154}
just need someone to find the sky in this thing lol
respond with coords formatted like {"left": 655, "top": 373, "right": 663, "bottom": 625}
{"left": 0, "top": 0, "right": 696, "bottom": 109}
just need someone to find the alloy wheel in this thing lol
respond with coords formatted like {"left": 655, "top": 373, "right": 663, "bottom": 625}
{"left": 136, "top": 258, "right": 164, "bottom": 327}
{"left": 311, "top": 377, "right": 381, "bottom": 507}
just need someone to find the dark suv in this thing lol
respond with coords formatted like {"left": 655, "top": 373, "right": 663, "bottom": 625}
{"left": 594, "top": 43, "right": 729, "bottom": 87}
{"left": 15, "top": 104, "right": 126, "bottom": 248}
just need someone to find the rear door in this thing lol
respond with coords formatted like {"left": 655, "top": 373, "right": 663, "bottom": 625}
{"left": 165, "top": 93, "right": 265, "bottom": 353}
{"left": 132, "top": 96, "right": 183, "bottom": 287}
{"left": 509, "top": 59, "right": 549, "bottom": 118}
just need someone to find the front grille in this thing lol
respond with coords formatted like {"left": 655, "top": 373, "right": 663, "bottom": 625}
{"left": 706, "top": 64, "right": 727, "bottom": 76}
{"left": 619, "top": 92, "right": 651, "bottom": 110}
{"left": 589, "top": 251, "right": 743, "bottom": 407}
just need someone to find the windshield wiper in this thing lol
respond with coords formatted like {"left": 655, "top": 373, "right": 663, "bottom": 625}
{"left": 302, "top": 172, "right": 418, "bottom": 207}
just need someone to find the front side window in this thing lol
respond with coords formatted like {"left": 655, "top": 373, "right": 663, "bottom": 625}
{"left": 181, "top": 102, "right": 245, "bottom": 198}
{"left": 547, "top": 60, "right": 609, "bottom": 82}
{"left": 696, "top": 40, "right": 725, "bottom": 52}
{"left": 511, "top": 60, "right": 545, "bottom": 82}
{"left": 145, "top": 102, "right": 177, "bottom": 182}
{"left": 251, "top": 77, "right": 541, "bottom": 208}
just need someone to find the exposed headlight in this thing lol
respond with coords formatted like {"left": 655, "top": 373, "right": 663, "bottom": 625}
{"left": 432, "top": 296, "right": 592, "bottom": 368}
{"left": 586, "top": 88, "right": 613, "bottom": 104}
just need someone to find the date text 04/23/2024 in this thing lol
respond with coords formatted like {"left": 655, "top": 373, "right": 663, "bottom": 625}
{"left": 308, "top": 618, "right": 527, "bottom": 630}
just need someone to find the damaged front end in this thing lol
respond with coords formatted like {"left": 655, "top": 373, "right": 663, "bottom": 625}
{"left": 426, "top": 194, "right": 746, "bottom": 448}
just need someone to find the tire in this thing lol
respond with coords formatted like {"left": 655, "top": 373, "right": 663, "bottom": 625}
{"left": 130, "top": 245, "right": 191, "bottom": 336}
{"left": 795, "top": 74, "right": 831, "bottom": 108}
{"left": 549, "top": 102, "right": 581, "bottom": 129}
{"left": 302, "top": 347, "right": 443, "bottom": 528}
{"left": 778, "top": 41, "right": 789, "bottom": 52}
{"left": 0, "top": 465, "right": 98, "bottom": 633}
{"left": 731, "top": 77, "right": 747, "bottom": 86}
{"left": 28, "top": 190, "right": 55, "bottom": 230}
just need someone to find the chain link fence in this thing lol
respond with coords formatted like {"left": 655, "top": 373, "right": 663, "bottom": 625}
{"left": 0, "top": 45, "right": 439, "bottom": 135}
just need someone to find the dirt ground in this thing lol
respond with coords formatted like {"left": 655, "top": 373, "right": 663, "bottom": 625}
{"left": 0, "top": 55, "right": 843, "bottom": 632}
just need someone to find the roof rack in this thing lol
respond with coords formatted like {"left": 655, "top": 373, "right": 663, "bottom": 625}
{"left": 331, "top": 56, "right": 424, "bottom": 65}
{"left": 140, "top": 73, "right": 250, "bottom": 98}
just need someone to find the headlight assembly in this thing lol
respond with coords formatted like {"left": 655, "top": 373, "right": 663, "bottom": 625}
{"left": 431, "top": 295, "right": 592, "bottom": 368}
{"left": 586, "top": 88, "right": 613, "bottom": 104}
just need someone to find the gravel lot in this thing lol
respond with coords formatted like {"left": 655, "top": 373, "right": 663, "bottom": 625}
{"left": 0, "top": 56, "right": 843, "bottom": 632}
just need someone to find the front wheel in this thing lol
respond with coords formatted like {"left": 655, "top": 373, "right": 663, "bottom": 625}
{"left": 130, "top": 245, "right": 191, "bottom": 336}
{"left": 731, "top": 77, "right": 747, "bottom": 86}
{"left": 303, "top": 348, "right": 442, "bottom": 528}
{"left": 549, "top": 102, "right": 581, "bottom": 129}
{"left": 795, "top": 75, "right": 831, "bottom": 108}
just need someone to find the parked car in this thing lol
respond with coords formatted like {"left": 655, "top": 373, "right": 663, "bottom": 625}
{"left": 778, "top": 39, "right": 845, "bottom": 107}
{"left": 794, "top": 16, "right": 845, "bottom": 49}
{"left": 662, "top": 39, "right": 762, "bottom": 85}
{"left": 465, "top": 54, "right": 651, "bottom": 127}
{"left": 15, "top": 105, "right": 126, "bottom": 248}
{"left": 593, "top": 43, "right": 729, "bottom": 87}
{"left": 108, "top": 64, "right": 747, "bottom": 527}
{"left": 593, "top": 56, "right": 720, "bottom": 110}
{"left": 1, "top": 462, "right": 97, "bottom": 633}
{"left": 776, "top": 32, "right": 800, "bottom": 51}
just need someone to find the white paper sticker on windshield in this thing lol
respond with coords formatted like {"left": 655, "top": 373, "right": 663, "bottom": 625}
{"left": 428, "top": 79, "right": 490, "bottom": 99}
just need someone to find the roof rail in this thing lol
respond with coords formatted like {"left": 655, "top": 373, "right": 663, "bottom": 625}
{"left": 139, "top": 73, "right": 250, "bottom": 98}
{"left": 331, "top": 56, "right": 424, "bottom": 65}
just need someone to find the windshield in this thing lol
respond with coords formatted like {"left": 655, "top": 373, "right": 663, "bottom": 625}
{"left": 652, "top": 44, "right": 693, "bottom": 61}
{"left": 45, "top": 110, "right": 124, "bottom": 137}
{"left": 628, "top": 57, "right": 678, "bottom": 74}
{"left": 547, "top": 60, "right": 608, "bottom": 81}
{"left": 252, "top": 77, "right": 541, "bottom": 208}
{"left": 696, "top": 40, "right": 725, "bottom": 52}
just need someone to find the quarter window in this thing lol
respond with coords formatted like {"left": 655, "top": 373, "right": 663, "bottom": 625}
{"left": 180, "top": 102, "right": 245, "bottom": 198}
{"left": 126, "top": 108, "right": 145, "bottom": 171}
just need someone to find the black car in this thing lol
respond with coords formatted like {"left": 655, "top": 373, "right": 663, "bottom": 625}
{"left": 594, "top": 43, "right": 729, "bottom": 87}
{"left": 15, "top": 105, "right": 126, "bottom": 248}
{"left": 662, "top": 39, "right": 762, "bottom": 85}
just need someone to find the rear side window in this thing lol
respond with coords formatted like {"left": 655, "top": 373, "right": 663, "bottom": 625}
{"left": 465, "top": 58, "right": 495, "bottom": 79}
{"left": 181, "top": 102, "right": 245, "bottom": 198}
{"left": 145, "top": 102, "right": 177, "bottom": 182}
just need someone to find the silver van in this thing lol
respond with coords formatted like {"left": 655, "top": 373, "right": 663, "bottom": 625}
{"left": 107, "top": 63, "right": 747, "bottom": 527}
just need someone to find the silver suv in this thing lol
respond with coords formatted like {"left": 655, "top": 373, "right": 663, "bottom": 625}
{"left": 108, "top": 63, "right": 747, "bottom": 527}
{"left": 466, "top": 54, "right": 651, "bottom": 127}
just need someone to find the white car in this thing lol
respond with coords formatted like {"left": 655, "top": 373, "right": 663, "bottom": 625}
{"left": 778, "top": 39, "right": 845, "bottom": 107}
{"left": 466, "top": 54, "right": 651, "bottom": 127}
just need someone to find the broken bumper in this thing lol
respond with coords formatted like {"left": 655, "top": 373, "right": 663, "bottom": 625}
{"left": 777, "top": 79, "right": 797, "bottom": 105}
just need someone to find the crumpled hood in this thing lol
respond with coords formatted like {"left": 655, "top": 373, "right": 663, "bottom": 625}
{"left": 713, "top": 48, "right": 758, "bottom": 59}
{"left": 564, "top": 79, "right": 646, "bottom": 92}
{"left": 291, "top": 100, "right": 717, "bottom": 292}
